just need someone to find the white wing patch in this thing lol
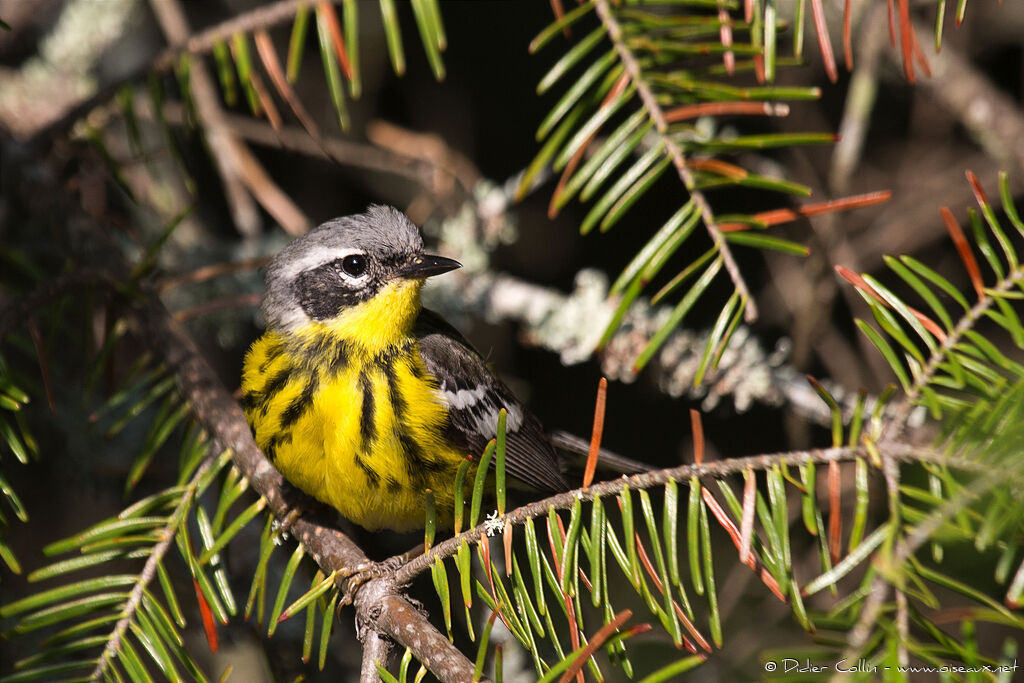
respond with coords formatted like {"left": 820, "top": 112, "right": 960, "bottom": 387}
{"left": 436, "top": 381, "right": 523, "bottom": 436}
{"left": 448, "top": 385, "right": 488, "bottom": 409}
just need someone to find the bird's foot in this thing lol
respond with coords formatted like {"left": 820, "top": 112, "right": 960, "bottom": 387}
{"left": 339, "top": 555, "right": 406, "bottom": 607}
{"left": 269, "top": 483, "right": 326, "bottom": 541}
{"left": 272, "top": 507, "right": 304, "bottom": 540}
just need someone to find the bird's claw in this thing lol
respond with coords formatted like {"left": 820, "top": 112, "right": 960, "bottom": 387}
{"left": 272, "top": 507, "right": 304, "bottom": 539}
{"left": 338, "top": 556, "right": 405, "bottom": 607}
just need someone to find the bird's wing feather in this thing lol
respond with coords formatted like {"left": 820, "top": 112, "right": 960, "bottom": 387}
{"left": 415, "top": 309, "right": 568, "bottom": 493}
{"left": 548, "top": 430, "right": 651, "bottom": 474}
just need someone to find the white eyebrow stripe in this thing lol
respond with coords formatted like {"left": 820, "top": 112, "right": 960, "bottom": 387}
{"left": 276, "top": 247, "right": 366, "bottom": 282}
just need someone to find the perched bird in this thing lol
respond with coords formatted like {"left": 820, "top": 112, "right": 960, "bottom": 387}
{"left": 242, "top": 205, "right": 584, "bottom": 533}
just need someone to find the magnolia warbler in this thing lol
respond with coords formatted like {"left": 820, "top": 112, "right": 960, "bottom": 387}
{"left": 242, "top": 206, "right": 639, "bottom": 532}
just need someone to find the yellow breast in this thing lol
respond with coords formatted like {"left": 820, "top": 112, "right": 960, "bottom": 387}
{"left": 241, "top": 281, "right": 473, "bottom": 531}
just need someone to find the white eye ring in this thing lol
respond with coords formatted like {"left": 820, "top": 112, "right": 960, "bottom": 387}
{"left": 336, "top": 253, "right": 368, "bottom": 280}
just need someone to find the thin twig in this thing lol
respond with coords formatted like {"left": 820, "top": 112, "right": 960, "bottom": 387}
{"left": 899, "top": 468, "right": 1006, "bottom": 560}
{"left": 838, "top": 494, "right": 895, "bottom": 664}
{"left": 367, "top": 120, "right": 482, "bottom": 197}
{"left": 26, "top": 320, "right": 55, "bottom": 414}
{"left": 593, "top": 0, "right": 757, "bottom": 322}
{"left": 153, "top": 0, "right": 333, "bottom": 70}
{"left": 173, "top": 293, "right": 262, "bottom": 322}
{"left": 4, "top": 132, "right": 483, "bottom": 683}
{"left": 828, "top": 445, "right": 1017, "bottom": 672}
{"left": 856, "top": 463, "right": 1011, "bottom": 657}
{"left": 157, "top": 256, "right": 270, "bottom": 291}
{"left": 428, "top": 264, "right": 900, "bottom": 428}
{"left": 829, "top": 5, "right": 888, "bottom": 194}
{"left": 147, "top": 0, "right": 260, "bottom": 236}
{"left": 136, "top": 100, "right": 443, "bottom": 189}
{"left": 230, "top": 114, "right": 444, "bottom": 188}
{"left": 910, "top": 22, "right": 1024, "bottom": 177}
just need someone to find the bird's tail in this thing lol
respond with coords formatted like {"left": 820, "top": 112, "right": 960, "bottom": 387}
{"left": 549, "top": 430, "right": 652, "bottom": 476}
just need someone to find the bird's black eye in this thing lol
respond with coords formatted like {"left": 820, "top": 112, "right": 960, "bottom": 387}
{"left": 340, "top": 254, "right": 367, "bottom": 277}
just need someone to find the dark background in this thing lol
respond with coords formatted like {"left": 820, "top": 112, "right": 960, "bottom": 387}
{"left": 1, "top": 0, "right": 1022, "bottom": 680}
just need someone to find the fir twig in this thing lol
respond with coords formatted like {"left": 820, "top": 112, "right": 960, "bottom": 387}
{"left": 884, "top": 263, "right": 1024, "bottom": 440}
{"left": 89, "top": 455, "right": 218, "bottom": 682}
{"left": 593, "top": 0, "right": 756, "bottom": 322}
{"left": 395, "top": 443, "right": 987, "bottom": 584}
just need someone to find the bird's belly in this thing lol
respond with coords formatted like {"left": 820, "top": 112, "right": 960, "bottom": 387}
{"left": 247, "top": 341, "right": 472, "bottom": 532}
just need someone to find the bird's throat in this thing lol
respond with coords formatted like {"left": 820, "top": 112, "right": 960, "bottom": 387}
{"left": 304, "top": 279, "right": 423, "bottom": 354}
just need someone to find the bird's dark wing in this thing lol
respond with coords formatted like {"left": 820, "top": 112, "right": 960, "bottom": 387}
{"left": 548, "top": 431, "right": 651, "bottom": 474}
{"left": 415, "top": 309, "right": 568, "bottom": 493}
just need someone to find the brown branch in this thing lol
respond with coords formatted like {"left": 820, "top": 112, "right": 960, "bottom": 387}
{"left": 147, "top": 0, "right": 258, "bottom": 236}
{"left": 157, "top": 256, "right": 270, "bottom": 292}
{"left": 172, "top": 293, "right": 262, "bottom": 322}
{"left": 225, "top": 114, "right": 445, "bottom": 188}
{"left": 593, "top": 0, "right": 757, "bottom": 322}
{"left": 3, "top": 132, "right": 480, "bottom": 682}
{"left": 129, "top": 99, "right": 445, "bottom": 190}
{"left": 360, "top": 627, "right": 393, "bottom": 683}
{"left": 367, "top": 120, "right": 482, "bottom": 198}
{"left": 23, "top": 1, "right": 426, "bottom": 202}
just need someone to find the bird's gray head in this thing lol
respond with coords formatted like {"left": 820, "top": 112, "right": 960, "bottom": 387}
{"left": 261, "top": 205, "right": 460, "bottom": 332}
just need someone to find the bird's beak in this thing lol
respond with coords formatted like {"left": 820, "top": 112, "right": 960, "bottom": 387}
{"left": 396, "top": 254, "right": 462, "bottom": 279}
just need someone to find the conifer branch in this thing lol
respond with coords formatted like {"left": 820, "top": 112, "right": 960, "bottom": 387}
{"left": 4, "top": 4, "right": 1022, "bottom": 675}
{"left": 593, "top": 0, "right": 757, "bottom": 322}
{"left": 845, "top": 435, "right": 909, "bottom": 658}
{"left": 394, "top": 443, "right": 984, "bottom": 585}
{"left": 89, "top": 456, "right": 217, "bottom": 682}
{"left": 885, "top": 265, "right": 1024, "bottom": 440}
{"left": 842, "top": 457, "right": 1011, "bottom": 663}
